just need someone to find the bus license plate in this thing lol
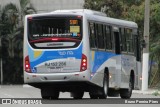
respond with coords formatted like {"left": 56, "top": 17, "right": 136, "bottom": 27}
{"left": 45, "top": 62, "right": 66, "bottom": 67}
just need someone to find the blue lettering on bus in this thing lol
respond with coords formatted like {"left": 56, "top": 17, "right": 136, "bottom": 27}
{"left": 91, "top": 51, "right": 117, "bottom": 73}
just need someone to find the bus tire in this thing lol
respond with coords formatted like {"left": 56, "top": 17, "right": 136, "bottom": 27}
{"left": 89, "top": 92, "right": 98, "bottom": 99}
{"left": 108, "top": 88, "right": 119, "bottom": 97}
{"left": 99, "top": 73, "right": 108, "bottom": 99}
{"left": 71, "top": 91, "right": 84, "bottom": 99}
{"left": 41, "top": 88, "right": 59, "bottom": 99}
{"left": 51, "top": 90, "right": 60, "bottom": 99}
{"left": 41, "top": 89, "right": 50, "bottom": 99}
{"left": 120, "top": 76, "right": 133, "bottom": 99}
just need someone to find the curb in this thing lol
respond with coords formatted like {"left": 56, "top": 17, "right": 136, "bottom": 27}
{"left": 133, "top": 90, "right": 160, "bottom": 95}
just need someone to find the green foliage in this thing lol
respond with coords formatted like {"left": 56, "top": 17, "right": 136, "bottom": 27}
{"left": 0, "top": 0, "right": 36, "bottom": 84}
{"left": 84, "top": 0, "right": 102, "bottom": 11}
{"left": 122, "top": 1, "right": 145, "bottom": 31}
{"left": 148, "top": 0, "right": 160, "bottom": 87}
{"left": 152, "top": 91, "right": 160, "bottom": 96}
{"left": 84, "top": 0, "right": 123, "bottom": 18}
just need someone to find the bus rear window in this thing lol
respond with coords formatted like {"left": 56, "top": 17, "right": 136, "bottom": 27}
{"left": 27, "top": 16, "right": 82, "bottom": 49}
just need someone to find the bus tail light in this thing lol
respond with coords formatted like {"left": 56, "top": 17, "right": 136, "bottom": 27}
{"left": 25, "top": 56, "right": 31, "bottom": 73}
{"left": 80, "top": 54, "right": 87, "bottom": 72}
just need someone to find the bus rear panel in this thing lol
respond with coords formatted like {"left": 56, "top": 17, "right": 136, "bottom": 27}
{"left": 24, "top": 15, "right": 90, "bottom": 86}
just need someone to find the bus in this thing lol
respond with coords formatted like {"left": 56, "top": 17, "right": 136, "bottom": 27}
{"left": 23, "top": 9, "right": 142, "bottom": 99}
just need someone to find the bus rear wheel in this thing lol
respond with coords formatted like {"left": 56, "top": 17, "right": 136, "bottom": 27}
{"left": 71, "top": 91, "right": 84, "bottom": 99}
{"left": 99, "top": 73, "right": 108, "bottom": 99}
{"left": 41, "top": 88, "right": 59, "bottom": 99}
{"left": 89, "top": 92, "right": 98, "bottom": 99}
{"left": 120, "top": 76, "right": 133, "bottom": 99}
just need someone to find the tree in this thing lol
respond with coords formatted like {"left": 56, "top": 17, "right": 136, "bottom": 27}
{"left": 1, "top": 3, "right": 19, "bottom": 58}
{"left": 0, "top": 0, "right": 36, "bottom": 84}
{"left": 19, "top": 0, "right": 36, "bottom": 27}
{"left": 1, "top": 0, "right": 36, "bottom": 58}
{"left": 122, "top": 1, "right": 145, "bottom": 31}
{"left": 149, "top": 0, "right": 160, "bottom": 87}
{"left": 84, "top": 0, "right": 102, "bottom": 11}
{"left": 84, "top": 0, "right": 123, "bottom": 18}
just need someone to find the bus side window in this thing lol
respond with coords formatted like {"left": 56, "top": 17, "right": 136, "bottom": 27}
{"left": 94, "top": 23, "right": 98, "bottom": 48}
{"left": 105, "top": 26, "right": 112, "bottom": 50}
{"left": 98, "top": 24, "right": 105, "bottom": 49}
{"left": 119, "top": 28, "right": 122, "bottom": 51}
{"left": 120, "top": 28, "right": 127, "bottom": 52}
{"left": 103, "top": 25, "right": 107, "bottom": 50}
{"left": 109, "top": 26, "right": 113, "bottom": 50}
{"left": 125, "top": 28, "right": 134, "bottom": 53}
{"left": 88, "top": 22, "right": 95, "bottom": 48}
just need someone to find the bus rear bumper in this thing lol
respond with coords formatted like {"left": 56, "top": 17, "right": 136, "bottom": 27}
{"left": 28, "top": 81, "right": 95, "bottom": 92}
{"left": 24, "top": 70, "right": 90, "bottom": 83}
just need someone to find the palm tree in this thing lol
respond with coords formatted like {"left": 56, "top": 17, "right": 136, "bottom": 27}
{"left": 19, "top": 0, "right": 36, "bottom": 27}
{"left": 1, "top": 3, "right": 19, "bottom": 57}
{"left": 0, "top": 0, "right": 36, "bottom": 84}
{"left": 1, "top": 0, "right": 36, "bottom": 58}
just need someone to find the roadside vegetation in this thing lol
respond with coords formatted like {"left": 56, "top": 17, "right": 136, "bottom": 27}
{"left": 0, "top": 0, "right": 36, "bottom": 84}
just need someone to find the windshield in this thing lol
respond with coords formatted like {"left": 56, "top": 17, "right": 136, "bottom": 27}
{"left": 27, "top": 15, "right": 82, "bottom": 49}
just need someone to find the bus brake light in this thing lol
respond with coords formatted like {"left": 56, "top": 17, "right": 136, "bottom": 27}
{"left": 25, "top": 56, "right": 31, "bottom": 73}
{"left": 77, "top": 15, "right": 82, "bottom": 18}
{"left": 80, "top": 54, "right": 87, "bottom": 72}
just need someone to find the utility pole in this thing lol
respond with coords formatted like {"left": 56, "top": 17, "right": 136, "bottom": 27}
{"left": 142, "top": 0, "right": 150, "bottom": 91}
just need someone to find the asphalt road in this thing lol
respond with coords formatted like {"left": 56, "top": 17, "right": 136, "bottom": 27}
{"left": 0, "top": 85, "right": 160, "bottom": 107}
{"left": 0, "top": 85, "right": 160, "bottom": 98}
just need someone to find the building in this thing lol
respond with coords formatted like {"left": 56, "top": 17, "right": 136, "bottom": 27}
{"left": 0, "top": 0, "right": 85, "bottom": 13}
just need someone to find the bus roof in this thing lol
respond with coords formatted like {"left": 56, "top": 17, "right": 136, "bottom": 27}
{"left": 53, "top": 9, "right": 138, "bottom": 29}
{"left": 26, "top": 9, "right": 138, "bottom": 29}
{"left": 53, "top": 9, "right": 107, "bottom": 17}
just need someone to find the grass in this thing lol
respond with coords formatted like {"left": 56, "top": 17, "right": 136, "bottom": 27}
{"left": 152, "top": 91, "right": 160, "bottom": 96}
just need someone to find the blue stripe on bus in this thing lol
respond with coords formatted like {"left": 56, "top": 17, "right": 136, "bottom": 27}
{"left": 28, "top": 44, "right": 82, "bottom": 68}
{"left": 91, "top": 51, "right": 117, "bottom": 73}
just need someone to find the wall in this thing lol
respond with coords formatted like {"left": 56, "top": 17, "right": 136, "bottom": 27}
{"left": 0, "top": 0, "right": 84, "bottom": 13}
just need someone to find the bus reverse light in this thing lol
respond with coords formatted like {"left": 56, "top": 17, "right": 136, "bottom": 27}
{"left": 140, "top": 76, "right": 142, "bottom": 80}
{"left": 25, "top": 56, "right": 31, "bottom": 73}
{"left": 109, "top": 73, "right": 112, "bottom": 79}
{"left": 80, "top": 54, "right": 87, "bottom": 72}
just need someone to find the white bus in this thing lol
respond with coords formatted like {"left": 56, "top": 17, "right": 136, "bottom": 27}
{"left": 24, "top": 9, "right": 142, "bottom": 99}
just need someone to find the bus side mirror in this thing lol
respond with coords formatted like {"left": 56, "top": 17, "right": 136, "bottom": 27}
{"left": 141, "top": 40, "right": 146, "bottom": 48}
